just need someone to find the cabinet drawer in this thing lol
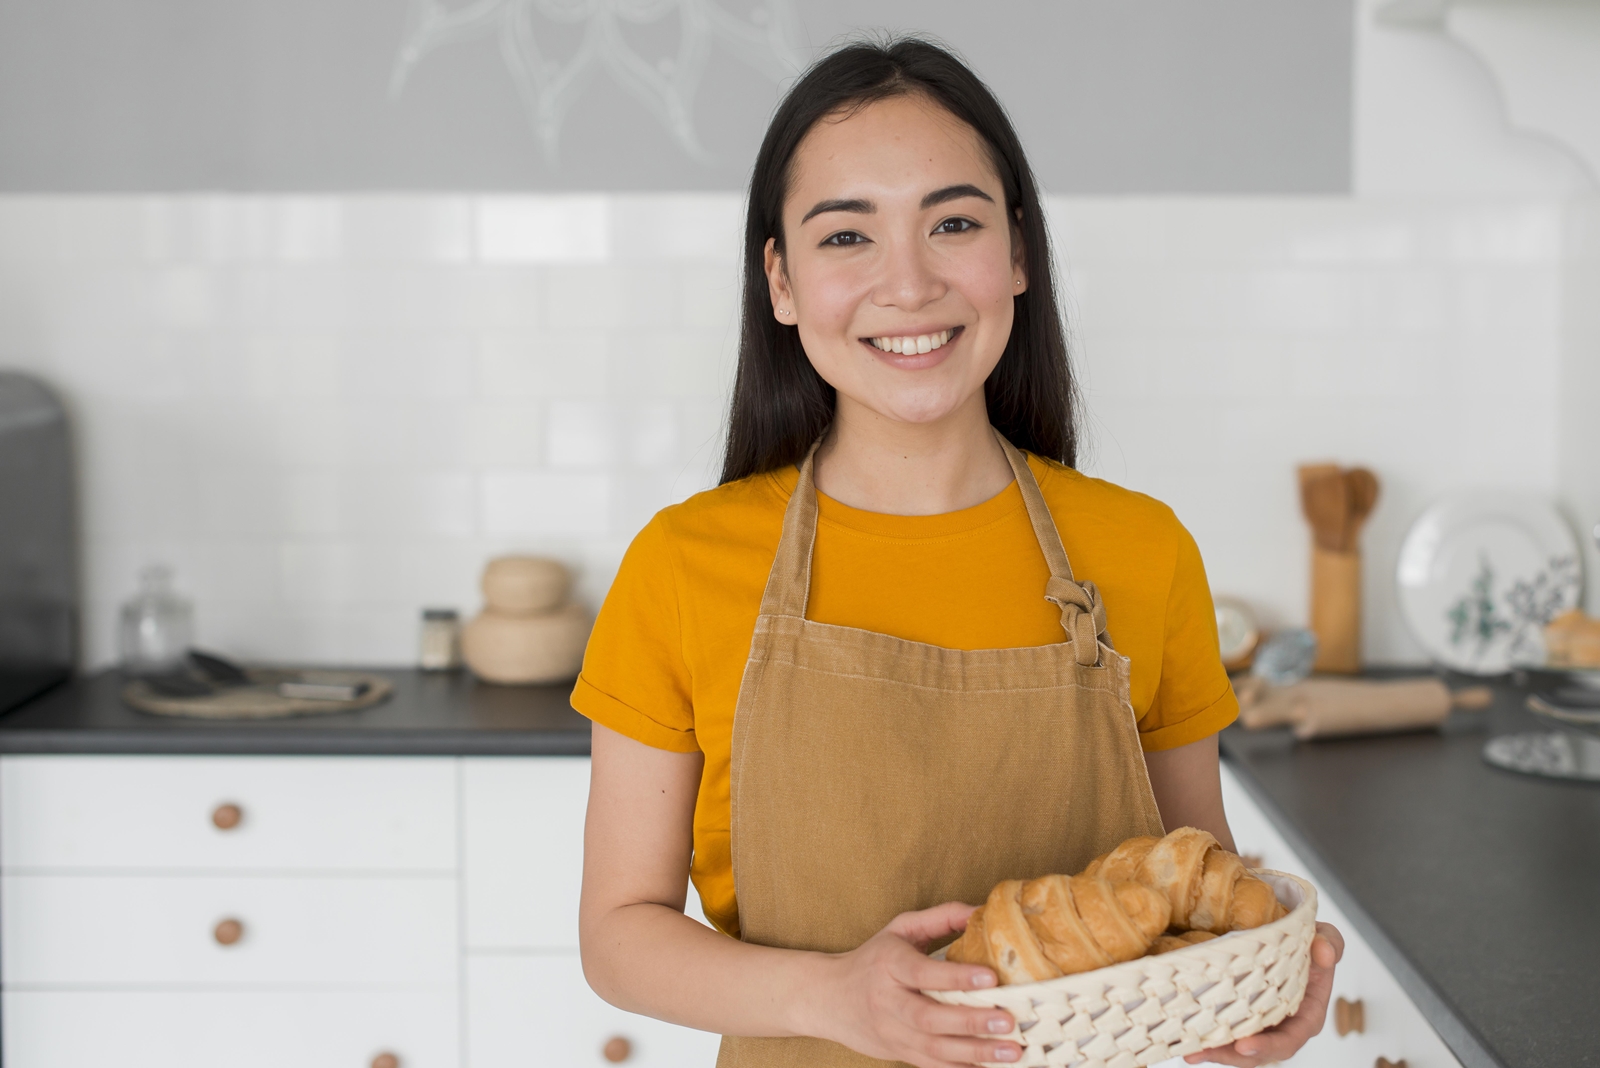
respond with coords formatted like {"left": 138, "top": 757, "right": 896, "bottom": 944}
{"left": 0, "top": 755, "right": 457, "bottom": 871}
{"left": 2, "top": 874, "right": 458, "bottom": 986}
{"left": 463, "top": 757, "right": 589, "bottom": 948}
{"left": 1220, "top": 762, "right": 1465, "bottom": 1068}
{"left": 466, "top": 954, "right": 720, "bottom": 1068}
{"left": 462, "top": 758, "right": 712, "bottom": 950}
{"left": 4, "top": 988, "right": 458, "bottom": 1068}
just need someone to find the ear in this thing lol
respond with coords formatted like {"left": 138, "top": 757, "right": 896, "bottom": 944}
{"left": 764, "top": 237, "right": 795, "bottom": 324}
{"left": 1011, "top": 208, "right": 1028, "bottom": 296}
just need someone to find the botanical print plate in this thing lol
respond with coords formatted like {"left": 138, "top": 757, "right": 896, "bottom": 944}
{"left": 1396, "top": 492, "right": 1582, "bottom": 674}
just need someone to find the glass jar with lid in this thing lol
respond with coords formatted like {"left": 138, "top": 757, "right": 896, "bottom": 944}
{"left": 119, "top": 565, "right": 193, "bottom": 675}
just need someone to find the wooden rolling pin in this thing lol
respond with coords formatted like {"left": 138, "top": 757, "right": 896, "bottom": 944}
{"left": 1236, "top": 677, "right": 1492, "bottom": 739}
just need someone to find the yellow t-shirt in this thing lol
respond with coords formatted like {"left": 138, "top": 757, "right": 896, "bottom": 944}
{"left": 572, "top": 454, "right": 1238, "bottom": 938}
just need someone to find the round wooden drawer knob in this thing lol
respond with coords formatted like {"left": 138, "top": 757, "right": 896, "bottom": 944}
{"left": 212, "top": 803, "right": 243, "bottom": 830}
{"left": 602, "top": 1035, "right": 633, "bottom": 1063}
{"left": 213, "top": 918, "right": 244, "bottom": 946}
{"left": 370, "top": 1053, "right": 400, "bottom": 1068}
{"left": 1335, "top": 996, "right": 1365, "bottom": 1036}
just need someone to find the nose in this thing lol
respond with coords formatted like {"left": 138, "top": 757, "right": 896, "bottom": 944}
{"left": 871, "top": 232, "right": 947, "bottom": 312}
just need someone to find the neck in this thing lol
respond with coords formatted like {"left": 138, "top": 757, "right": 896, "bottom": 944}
{"left": 812, "top": 394, "right": 1015, "bottom": 516}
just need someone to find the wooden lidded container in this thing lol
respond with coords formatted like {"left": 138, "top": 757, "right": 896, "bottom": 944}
{"left": 461, "top": 557, "right": 590, "bottom": 685}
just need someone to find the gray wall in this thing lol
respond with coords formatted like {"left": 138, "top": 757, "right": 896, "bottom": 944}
{"left": 0, "top": 0, "right": 1352, "bottom": 194}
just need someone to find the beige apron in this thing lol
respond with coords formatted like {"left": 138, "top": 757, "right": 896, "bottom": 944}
{"left": 719, "top": 434, "right": 1165, "bottom": 1068}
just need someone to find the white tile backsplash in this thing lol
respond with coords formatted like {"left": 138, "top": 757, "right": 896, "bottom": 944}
{"left": 339, "top": 198, "right": 474, "bottom": 263}
{"left": 0, "top": 193, "right": 1588, "bottom": 668}
{"left": 476, "top": 197, "right": 609, "bottom": 263}
{"left": 608, "top": 194, "right": 744, "bottom": 262}
{"left": 479, "top": 470, "right": 612, "bottom": 537}
{"left": 546, "top": 401, "right": 617, "bottom": 469}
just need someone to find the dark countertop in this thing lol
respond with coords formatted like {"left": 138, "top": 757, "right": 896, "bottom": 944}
{"left": 0, "top": 669, "right": 592, "bottom": 755}
{"left": 1221, "top": 679, "right": 1600, "bottom": 1068}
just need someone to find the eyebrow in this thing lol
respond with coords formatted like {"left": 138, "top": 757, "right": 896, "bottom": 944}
{"left": 920, "top": 183, "right": 994, "bottom": 210}
{"left": 800, "top": 197, "right": 872, "bottom": 225}
{"left": 798, "top": 184, "right": 995, "bottom": 226}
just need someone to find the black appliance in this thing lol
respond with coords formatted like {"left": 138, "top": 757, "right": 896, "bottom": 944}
{"left": 0, "top": 372, "right": 75, "bottom": 713}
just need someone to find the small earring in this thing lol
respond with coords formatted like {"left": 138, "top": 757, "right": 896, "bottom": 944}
{"left": 777, "top": 308, "right": 788, "bottom": 316}
{"left": 1014, "top": 279, "right": 1022, "bottom": 287}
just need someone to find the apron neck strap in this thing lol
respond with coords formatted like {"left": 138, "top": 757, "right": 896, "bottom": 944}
{"left": 994, "top": 431, "right": 1074, "bottom": 584}
{"left": 994, "top": 432, "right": 1109, "bottom": 665}
{"left": 758, "top": 430, "right": 1111, "bottom": 664}
{"left": 757, "top": 440, "right": 824, "bottom": 620}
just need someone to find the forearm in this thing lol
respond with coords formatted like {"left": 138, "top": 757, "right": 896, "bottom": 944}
{"left": 1143, "top": 733, "right": 1237, "bottom": 851}
{"left": 581, "top": 724, "right": 837, "bottom": 1039}
{"left": 581, "top": 900, "right": 830, "bottom": 1038}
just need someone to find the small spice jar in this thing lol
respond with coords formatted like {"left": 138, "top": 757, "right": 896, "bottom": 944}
{"left": 418, "top": 608, "right": 462, "bottom": 671}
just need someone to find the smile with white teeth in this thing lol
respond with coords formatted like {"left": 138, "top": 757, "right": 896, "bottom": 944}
{"left": 867, "top": 328, "right": 958, "bottom": 355}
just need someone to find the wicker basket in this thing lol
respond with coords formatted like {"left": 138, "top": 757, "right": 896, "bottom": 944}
{"left": 927, "top": 871, "right": 1317, "bottom": 1068}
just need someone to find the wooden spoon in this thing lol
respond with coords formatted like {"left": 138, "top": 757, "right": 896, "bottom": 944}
{"left": 1343, "top": 468, "right": 1379, "bottom": 551}
{"left": 1298, "top": 464, "right": 1347, "bottom": 553}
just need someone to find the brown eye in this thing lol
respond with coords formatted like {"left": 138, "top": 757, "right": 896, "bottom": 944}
{"left": 822, "top": 230, "right": 866, "bottom": 247}
{"left": 934, "top": 217, "right": 976, "bottom": 235}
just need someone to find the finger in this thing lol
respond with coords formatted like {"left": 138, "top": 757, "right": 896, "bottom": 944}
{"left": 1187, "top": 1004, "right": 1320, "bottom": 1066}
{"left": 1312, "top": 924, "right": 1344, "bottom": 966}
{"left": 1185, "top": 1047, "right": 1250, "bottom": 1067}
{"left": 1233, "top": 1012, "right": 1318, "bottom": 1061}
{"left": 888, "top": 944, "right": 1000, "bottom": 992}
{"left": 895, "top": 990, "right": 1014, "bottom": 1038}
{"left": 887, "top": 901, "right": 982, "bottom": 944}
{"left": 878, "top": 1016, "right": 1018, "bottom": 1068}
{"left": 908, "top": 1029, "right": 1022, "bottom": 1066}
{"left": 1294, "top": 952, "right": 1335, "bottom": 1035}
{"left": 1185, "top": 1038, "right": 1290, "bottom": 1067}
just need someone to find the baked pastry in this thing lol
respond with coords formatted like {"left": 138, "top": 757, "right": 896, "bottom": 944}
{"left": 946, "top": 874, "right": 1170, "bottom": 984}
{"left": 1085, "top": 827, "right": 1287, "bottom": 934}
{"left": 1545, "top": 610, "right": 1600, "bottom": 669}
{"left": 1147, "top": 930, "right": 1218, "bottom": 955}
{"left": 943, "top": 829, "right": 1286, "bottom": 985}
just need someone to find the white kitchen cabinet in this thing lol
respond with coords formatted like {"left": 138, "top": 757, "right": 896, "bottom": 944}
{"left": 460, "top": 757, "right": 713, "bottom": 951}
{"left": 12, "top": 752, "right": 1468, "bottom": 1068}
{"left": 4, "top": 989, "right": 459, "bottom": 1068}
{"left": 466, "top": 955, "right": 722, "bottom": 1068}
{"left": 463, "top": 756, "right": 591, "bottom": 949}
{"left": 0, "top": 755, "right": 457, "bottom": 871}
{"left": 458, "top": 756, "right": 717, "bottom": 1068}
{"left": 2, "top": 873, "right": 458, "bottom": 985}
{"left": 0, "top": 753, "right": 718, "bottom": 1068}
{"left": 1219, "top": 761, "right": 1465, "bottom": 1068}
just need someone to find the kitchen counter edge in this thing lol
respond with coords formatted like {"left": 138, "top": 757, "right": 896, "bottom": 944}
{"left": 0, "top": 669, "right": 595, "bottom": 757}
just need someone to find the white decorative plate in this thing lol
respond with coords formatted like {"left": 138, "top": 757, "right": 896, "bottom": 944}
{"left": 1396, "top": 492, "right": 1582, "bottom": 674}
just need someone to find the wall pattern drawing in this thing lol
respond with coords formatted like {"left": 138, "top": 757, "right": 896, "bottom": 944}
{"left": 390, "top": 0, "right": 806, "bottom": 164}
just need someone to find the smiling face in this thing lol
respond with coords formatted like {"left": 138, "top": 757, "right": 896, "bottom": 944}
{"left": 765, "top": 92, "right": 1025, "bottom": 430}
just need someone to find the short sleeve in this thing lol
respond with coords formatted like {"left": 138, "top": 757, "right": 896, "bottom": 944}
{"left": 570, "top": 514, "right": 700, "bottom": 753}
{"left": 1136, "top": 522, "right": 1239, "bottom": 751}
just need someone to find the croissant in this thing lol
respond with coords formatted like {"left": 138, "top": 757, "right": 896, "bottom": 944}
{"left": 946, "top": 874, "right": 1171, "bottom": 984}
{"left": 1147, "top": 930, "right": 1218, "bottom": 955}
{"left": 1085, "top": 827, "right": 1287, "bottom": 934}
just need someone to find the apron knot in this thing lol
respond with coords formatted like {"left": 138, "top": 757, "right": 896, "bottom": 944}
{"left": 1045, "top": 577, "right": 1109, "bottom": 666}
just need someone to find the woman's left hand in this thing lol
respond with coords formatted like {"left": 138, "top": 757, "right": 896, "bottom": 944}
{"left": 1184, "top": 922, "right": 1344, "bottom": 1067}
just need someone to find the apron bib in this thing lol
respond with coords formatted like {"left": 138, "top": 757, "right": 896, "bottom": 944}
{"left": 720, "top": 433, "right": 1164, "bottom": 1068}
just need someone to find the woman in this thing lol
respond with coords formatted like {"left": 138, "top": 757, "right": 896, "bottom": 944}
{"left": 576, "top": 37, "right": 1341, "bottom": 1068}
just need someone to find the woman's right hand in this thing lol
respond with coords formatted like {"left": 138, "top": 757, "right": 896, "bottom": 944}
{"left": 802, "top": 902, "right": 1021, "bottom": 1068}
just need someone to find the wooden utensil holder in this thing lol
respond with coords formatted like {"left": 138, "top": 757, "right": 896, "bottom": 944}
{"left": 1311, "top": 547, "right": 1361, "bottom": 674}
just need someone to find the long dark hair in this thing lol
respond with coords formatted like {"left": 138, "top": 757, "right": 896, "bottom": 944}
{"left": 719, "top": 36, "right": 1078, "bottom": 485}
